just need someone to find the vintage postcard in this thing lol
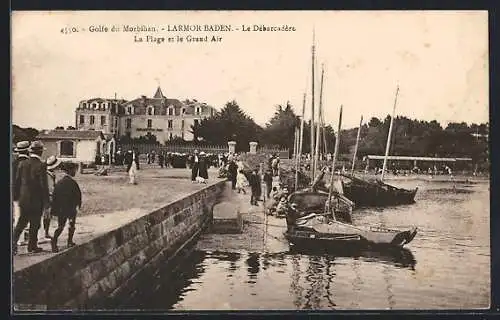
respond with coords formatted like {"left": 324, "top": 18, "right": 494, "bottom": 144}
{"left": 11, "top": 10, "right": 489, "bottom": 312}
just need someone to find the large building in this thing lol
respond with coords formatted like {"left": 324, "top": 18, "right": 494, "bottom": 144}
{"left": 75, "top": 87, "right": 217, "bottom": 142}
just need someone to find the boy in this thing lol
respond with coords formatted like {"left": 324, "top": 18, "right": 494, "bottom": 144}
{"left": 50, "top": 162, "right": 82, "bottom": 253}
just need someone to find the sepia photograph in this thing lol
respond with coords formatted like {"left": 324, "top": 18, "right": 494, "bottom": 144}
{"left": 11, "top": 10, "right": 489, "bottom": 311}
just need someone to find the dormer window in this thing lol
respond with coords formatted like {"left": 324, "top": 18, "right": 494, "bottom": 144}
{"left": 92, "top": 103, "right": 97, "bottom": 109}
{"left": 195, "top": 106, "right": 201, "bottom": 115}
{"left": 82, "top": 102, "right": 87, "bottom": 108}
{"left": 127, "top": 106, "right": 132, "bottom": 114}
{"left": 147, "top": 106, "right": 154, "bottom": 116}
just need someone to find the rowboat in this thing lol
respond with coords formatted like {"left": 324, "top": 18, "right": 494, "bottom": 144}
{"left": 284, "top": 213, "right": 417, "bottom": 251}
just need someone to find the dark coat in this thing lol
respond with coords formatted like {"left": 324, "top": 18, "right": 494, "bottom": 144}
{"left": 12, "top": 154, "right": 29, "bottom": 194}
{"left": 263, "top": 172, "right": 273, "bottom": 185}
{"left": 198, "top": 157, "right": 208, "bottom": 179}
{"left": 51, "top": 174, "right": 82, "bottom": 218}
{"left": 14, "top": 155, "right": 50, "bottom": 214}
{"left": 228, "top": 161, "right": 238, "bottom": 180}
{"left": 249, "top": 173, "right": 262, "bottom": 194}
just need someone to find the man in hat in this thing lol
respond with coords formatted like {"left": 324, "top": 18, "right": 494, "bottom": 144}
{"left": 12, "top": 141, "right": 31, "bottom": 239}
{"left": 198, "top": 151, "right": 209, "bottom": 180}
{"left": 43, "top": 155, "right": 61, "bottom": 239}
{"left": 13, "top": 140, "right": 50, "bottom": 253}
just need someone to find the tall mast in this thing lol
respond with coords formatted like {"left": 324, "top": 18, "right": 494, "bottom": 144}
{"left": 328, "top": 105, "right": 343, "bottom": 212}
{"left": 310, "top": 29, "right": 316, "bottom": 180}
{"left": 381, "top": 85, "right": 400, "bottom": 181}
{"left": 295, "top": 92, "right": 307, "bottom": 191}
{"left": 314, "top": 64, "right": 324, "bottom": 177}
{"left": 351, "top": 115, "right": 364, "bottom": 175}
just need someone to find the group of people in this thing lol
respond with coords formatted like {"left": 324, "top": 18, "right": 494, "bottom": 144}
{"left": 188, "top": 150, "right": 210, "bottom": 182}
{"left": 12, "top": 140, "right": 82, "bottom": 254}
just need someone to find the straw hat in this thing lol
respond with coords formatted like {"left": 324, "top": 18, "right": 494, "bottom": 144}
{"left": 46, "top": 155, "right": 61, "bottom": 170}
{"left": 29, "top": 140, "right": 46, "bottom": 151}
{"left": 14, "top": 141, "right": 30, "bottom": 152}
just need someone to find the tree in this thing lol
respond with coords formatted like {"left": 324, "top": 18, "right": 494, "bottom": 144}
{"left": 261, "top": 102, "right": 300, "bottom": 151}
{"left": 193, "top": 100, "right": 263, "bottom": 151}
{"left": 55, "top": 126, "right": 64, "bottom": 130}
{"left": 66, "top": 126, "right": 76, "bottom": 130}
{"left": 12, "top": 125, "right": 39, "bottom": 143}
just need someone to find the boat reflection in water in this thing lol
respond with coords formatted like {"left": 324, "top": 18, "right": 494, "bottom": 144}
{"left": 288, "top": 246, "right": 416, "bottom": 270}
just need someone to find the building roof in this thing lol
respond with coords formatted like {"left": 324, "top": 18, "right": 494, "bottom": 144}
{"left": 36, "top": 129, "right": 103, "bottom": 140}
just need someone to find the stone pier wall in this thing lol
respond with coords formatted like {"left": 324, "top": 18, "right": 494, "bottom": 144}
{"left": 13, "top": 180, "right": 226, "bottom": 310}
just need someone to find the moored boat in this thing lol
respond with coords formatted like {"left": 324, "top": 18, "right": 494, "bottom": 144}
{"left": 284, "top": 213, "right": 417, "bottom": 251}
{"left": 340, "top": 173, "right": 418, "bottom": 207}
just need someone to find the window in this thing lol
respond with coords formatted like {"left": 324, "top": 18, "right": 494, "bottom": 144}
{"left": 196, "top": 107, "right": 201, "bottom": 115}
{"left": 181, "top": 108, "right": 186, "bottom": 115}
{"left": 127, "top": 107, "right": 132, "bottom": 114}
{"left": 126, "top": 118, "right": 132, "bottom": 129}
{"left": 79, "top": 115, "right": 85, "bottom": 124}
{"left": 194, "top": 119, "right": 199, "bottom": 127}
{"left": 168, "top": 108, "right": 173, "bottom": 116}
{"left": 82, "top": 103, "right": 87, "bottom": 108}
{"left": 59, "top": 140, "right": 75, "bottom": 157}
{"left": 148, "top": 107, "right": 153, "bottom": 116}
{"left": 181, "top": 120, "right": 185, "bottom": 130}
{"left": 169, "top": 133, "right": 173, "bottom": 140}
{"left": 101, "top": 116, "right": 106, "bottom": 126}
{"left": 90, "top": 115, "right": 95, "bottom": 125}
{"left": 168, "top": 120, "right": 173, "bottom": 129}
{"left": 92, "top": 103, "right": 97, "bottom": 109}
{"left": 114, "top": 118, "right": 118, "bottom": 128}
{"left": 147, "top": 119, "right": 152, "bottom": 128}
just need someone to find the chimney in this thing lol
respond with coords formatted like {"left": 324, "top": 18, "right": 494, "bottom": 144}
{"left": 114, "top": 92, "right": 117, "bottom": 100}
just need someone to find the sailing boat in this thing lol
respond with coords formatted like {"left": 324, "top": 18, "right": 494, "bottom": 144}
{"left": 340, "top": 86, "right": 418, "bottom": 207}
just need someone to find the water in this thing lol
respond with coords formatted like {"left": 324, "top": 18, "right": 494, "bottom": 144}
{"left": 123, "top": 180, "right": 490, "bottom": 310}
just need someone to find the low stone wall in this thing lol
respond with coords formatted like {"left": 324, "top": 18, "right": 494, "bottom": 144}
{"left": 13, "top": 180, "right": 227, "bottom": 310}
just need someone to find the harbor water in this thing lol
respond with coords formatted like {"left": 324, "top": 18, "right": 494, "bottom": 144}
{"left": 122, "top": 179, "right": 490, "bottom": 310}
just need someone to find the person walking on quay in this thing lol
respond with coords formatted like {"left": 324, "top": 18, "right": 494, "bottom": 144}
{"left": 129, "top": 156, "right": 139, "bottom": 184}
{"left": 198, "top": 151, "right": 209, "bottom": 180}
{"left": 263, "top": 168, "right": 273, "bottom": 199}
{"left": 271, "top": 156, "right": 280, "bottom": 177}
{"left": 190, "top": 150, "right": 200, "bottom": 182}
{"left": 228, "top": 159, "right": 238, "bottom": 190}
{"left": 158, "top": 151, "right": 165, "bottom": 169}
{"left": 50, "top": 162, "right": 82, "bottom": 253}
{"left": 125, "top": 150, "right": 133, "bottom": 172}
{"left": 13, "top": 141, "right": 50, "bottom": 254}
{"left": 236, "top": 169, "right": 248, "bottom": 194}
{"left": 42, "top": 156, "right": 62, "bottom": 239}
{"left": 249, "top": 168, "right": 262, "bottom": 206}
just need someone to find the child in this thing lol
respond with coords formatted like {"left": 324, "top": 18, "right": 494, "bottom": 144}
{"left": 236, "top": 170, "right": 248, "bottom": 194}
{"left": 50, "top": 162, "right": 82, "bottom": 253}
{"left": 129, "top": 159, "right": 138, "bottom": 184}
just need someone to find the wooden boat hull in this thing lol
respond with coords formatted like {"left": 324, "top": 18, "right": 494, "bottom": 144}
{"left": 285, "top": 220, "right": 417, "bottom": 250}
{"left": 288, "top": 190, "right": 352, "bottom": 224}
{"left": 341, "top": 176, "right": 418, "bottom": 207}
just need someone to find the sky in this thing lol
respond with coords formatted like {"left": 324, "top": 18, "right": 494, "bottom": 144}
{"left": 12, "top": 11, "right": 488, "bottom": 131}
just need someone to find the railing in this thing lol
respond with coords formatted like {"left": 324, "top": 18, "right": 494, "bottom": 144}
{"left": 119, "top": 143, "right": 228, "bottom": 155}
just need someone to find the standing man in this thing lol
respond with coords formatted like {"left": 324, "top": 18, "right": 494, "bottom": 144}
{"left": 263, "top": 168, "right": 273, "bottom": 199}
{"left": 13, "top": 141, "right": 50, "bottom": 254}
{"left": 228, "top": 158, "right": 238, "bottom": 190}
{"left": 12, "top": 141, "right": 31, "bottom": 239}
{"left": 190, "top": 150, "right": 200, "bottom": 182}
{"left": 198, "top": 151, "right": 209, "bottom": 180}
{"left": 248, "top": 168, "right": 262, "bottom": 206}
{"left": 43, "top": 155, "right": 61, "bottom": 239}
